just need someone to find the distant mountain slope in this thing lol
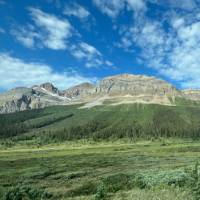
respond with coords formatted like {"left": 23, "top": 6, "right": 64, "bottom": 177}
{"left": 0, "top": 73, "right": 200, "bottom": 114}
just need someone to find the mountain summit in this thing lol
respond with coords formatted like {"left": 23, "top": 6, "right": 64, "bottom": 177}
{"left": 0, "top": 74, "right": 199, "bottom": 113}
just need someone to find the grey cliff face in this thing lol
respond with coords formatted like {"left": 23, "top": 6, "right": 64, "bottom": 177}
{"left": 96, "top": 74, "right": 178, "bottom": 97}
{"left": 0, "top": 74, "right": 200, "bottom": 114}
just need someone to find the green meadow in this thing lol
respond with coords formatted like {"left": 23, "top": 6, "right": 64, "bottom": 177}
{"left": 1, "top": 103, "right": 200, "bottom": 199}
{"left": 0, "top": 140, "right": 200, "bottom": 199}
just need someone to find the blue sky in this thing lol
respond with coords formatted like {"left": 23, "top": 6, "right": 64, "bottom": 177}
{"left": 0, "top": 0, "right": 200, "bottom": 91}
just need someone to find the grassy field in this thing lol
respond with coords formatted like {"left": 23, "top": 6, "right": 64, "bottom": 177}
{"left": 0, "top": 140, "right": 200, "bottom": 200}
{"left": 1, "top": 104, "right": 200, "bottom": 199}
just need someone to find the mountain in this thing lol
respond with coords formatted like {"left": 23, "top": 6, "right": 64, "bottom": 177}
{"left": 0, "top": 84, "right": 66, "bottom": 114}
{"left": 0, "top": 73, "right": 199, "bottom": 114}
{"left": 39, "top": 82, "right": 59, "bottom": 94}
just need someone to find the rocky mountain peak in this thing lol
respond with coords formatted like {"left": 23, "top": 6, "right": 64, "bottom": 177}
{"left": 40, "top": 82, "right": 59, "bottom": 94}
{"left": 1, "top": 73, "right": 200, "bottom": 114}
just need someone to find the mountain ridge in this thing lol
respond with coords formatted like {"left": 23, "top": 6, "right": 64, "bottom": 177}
{"left": 0, "top": 73, "right": 199, "bottom": 114}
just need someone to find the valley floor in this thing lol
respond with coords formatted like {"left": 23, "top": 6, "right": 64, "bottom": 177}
{"left": 0, "top": 140, "right": 199, "bottom": 200}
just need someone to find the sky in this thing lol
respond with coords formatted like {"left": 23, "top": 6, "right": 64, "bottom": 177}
{"left": 1, "top": 0, "right": 200, "bottom": 91}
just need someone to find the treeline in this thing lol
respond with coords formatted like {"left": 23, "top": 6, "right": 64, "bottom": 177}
{"left": 0, "top": 111, "right": 73, "bottom": 138}
{"left": 40, "top": 118, "right": 200, "bottom": 143}
{"left": 1, "top": 104, "right": 200, "bottom": 143}
{"left": 0, "top": 109, "right": 45, "bottom": 138}
{"left": 35, "top": 106, "right": 200, "bottom": 142}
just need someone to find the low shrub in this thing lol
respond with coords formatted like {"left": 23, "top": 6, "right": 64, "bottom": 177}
{"left": 102, "top": 173, "right": 133, "bottom": 193}
{"left": 66, "top": 181, "right": 97, "bottom": 197}
{"left": 4, "top": 185, "right": 52, "bottom": 200}
{"left": 133, "top": 170, "right": 193, "bottom": 189}
{"left": 189, "top": 162, "right": 200, "bottom": 200}
{"left": 95, "top": 182, "right": 107, "bottom": 200}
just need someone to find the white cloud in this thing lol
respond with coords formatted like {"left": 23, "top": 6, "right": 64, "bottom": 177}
{"left": 168, "top": 0, "right": 197, "bottom": 11}
{"left": 149, "top": 0, "right": 197, "bottom": 11}
{"left": 161, "top": 20, "right": 200, "bottom": 88}
{"left": 171, "top": 18, "right": 185, "bottom": 29}
{"left": 92, "top": 0, "right": 146, "bottom": 18}
{"left": 12, "top": 8, "right": 73, "bottom": 50}
{"left": 70, "top": 42, "right": 103, "bottom": 68}
{"left": 105, "top": 60, "right": 114, "bottom": 67}
{"left": 70, "top": 42, "right": 113, "bottom": 68}
{"left": 64, "top": 3, "right": 90, "bottom": 20}
{"left": 79, "top": 42, "right": 101, "bottom": 57}
{"left": 92, "top": 0, "right": 124, "bottom": 18}
{"left": 29, "top": 7, "right": 72, "bottom": 50}
{"left": 118, "top": 11, "right": 200, "bottom": 89}
{"left": 11, "top": 8, "right": 112, "bottom": 69}
{"left": 0, "top": 53, "right": 95, "bottom": 90}
{"left": 126, "top": 0, "right": 146, "bottom": 13}
{"left": 11, "top": 26, "right": 39, "bottom": 48}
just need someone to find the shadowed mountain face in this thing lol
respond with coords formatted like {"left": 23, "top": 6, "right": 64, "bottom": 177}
{"left": 0, "top": 73, "right": 199, "bottom": 114}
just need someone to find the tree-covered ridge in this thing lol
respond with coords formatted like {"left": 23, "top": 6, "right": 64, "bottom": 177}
{"left": 1, "top": 103, "right": 200, "bottom": 144}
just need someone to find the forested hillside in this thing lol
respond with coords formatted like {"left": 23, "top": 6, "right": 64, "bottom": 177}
{"left": 1, "top": 103, "right": 200, "bottom": 145}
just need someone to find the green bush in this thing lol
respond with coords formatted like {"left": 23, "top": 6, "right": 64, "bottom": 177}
{"left": 103, "top": 173, "right": 133, "bottom": 193}
{"left": 133, "top": 170, "right": 193, "bottom": 189}
{"left": 95, "top": 182, "right": 107, "bottom": 200}
{"left": 66, "top": 181, "right": 97, "bottom": 197}
{"left": 189, "top": 162, "right": 200, "bottom": 200}
{"left": 4, "top": 185, "right": 52, "bottom": 200}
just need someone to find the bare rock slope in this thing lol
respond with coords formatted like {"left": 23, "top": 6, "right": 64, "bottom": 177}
{"left": 0, "top": 74, "right": 199, "bottom": 113}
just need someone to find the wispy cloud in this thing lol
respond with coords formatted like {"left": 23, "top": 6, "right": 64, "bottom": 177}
{"left": 12, "top": 8, "right": 73, "bottom": 50}
{"left": 150, "top": 0, "right": 197, "bottom": 11}
{"left": 93, "top": 0, "right": 200, "bottom": 88}
{"left": 126, "top": 0, "right": 146, "bottom": 13}
{"left": 92, "top": 0, "right": 146, "bottom": 18}
{"left": 71, "top": 42, "right": 101, "bottom": 60}
{"left": 11, "top": 7, "right": 112, "bottom": 69}
{"left": 70, "top": 42, "right": 114, "bottom": 68}
{"left": 63, "top": 3, "right": 90, "bottom": 20}
{"left": 92, "top": 0, "right": 124, "bottom": 18}
{"left": 0, "top": 53, "right": 95, "bottom": 90}
{"left": 118, "top": 8, "right": 200, "bottom": 88}
{"left": 11, "top": 25, "right": 39, "bottom": 48}
{"left": 29, "top": 7, "right": 72, "bottom": 50}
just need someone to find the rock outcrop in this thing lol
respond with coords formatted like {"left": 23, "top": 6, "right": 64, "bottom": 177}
{"left": 63, "top": 83, "right": 96, "bottom": 99}
{"left": 0, "top": 88, "right": 33, "bottom": 113}
{"left": 39, "top": 83, "right": 59, "bottom": 94}
{"left": 0, "top": 74, "right": 200, "bottom": 114}
{"left": 181, "top": 90, "right": 200, "bottom": 101}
